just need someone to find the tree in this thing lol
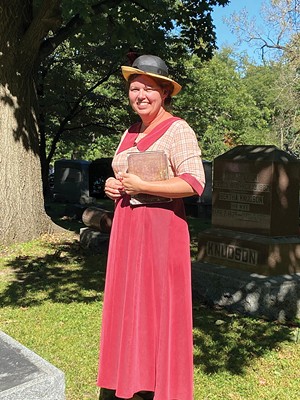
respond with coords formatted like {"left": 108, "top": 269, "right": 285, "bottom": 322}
{"left": 39, "top": 0, "right": 231, "bottom": 195}
{"left": 38, "top": 43, "right": 127, "bottom": 195}
{"left": 0, "top": 0, "right": 229, "bottom": 245}
{"left": 270, "top": 64, "right": 300, "bottom": 156}
{"left": 224, "top": 0, "right": 300, "bottom": 155}
{"left": 175, "top": 50, "right": 271, "bottom": 160}
{"left": 226, "top": 0, "right": 300, "bottom": 63}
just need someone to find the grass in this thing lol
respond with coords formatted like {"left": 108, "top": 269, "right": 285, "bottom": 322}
{"left": 0, "top": 201, "right": 299, "bottom": 399}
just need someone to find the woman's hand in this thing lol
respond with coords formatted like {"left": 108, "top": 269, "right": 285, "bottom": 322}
{"left": 104, "top": 177, "right": 125, "bottom": 200}
{"left": 116, "top": 173, "right": 197, "bottom": 199}
{"left": 119, "top": 172, "right": 144, "bottom": 196}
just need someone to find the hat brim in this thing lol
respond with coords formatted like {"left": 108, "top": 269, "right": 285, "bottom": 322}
{"left": 121, "top": 66, "right": 182, "bottom": 96}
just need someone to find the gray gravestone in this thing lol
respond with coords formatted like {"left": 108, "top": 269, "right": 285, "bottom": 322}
{"left": 0, "top": 331, "right": 65, "bottom": 400}
{"left": 53, "top": 159, "right": 93, "bottom": 204}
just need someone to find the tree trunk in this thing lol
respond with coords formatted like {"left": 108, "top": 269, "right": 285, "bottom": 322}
{"left": 0, "top": 1, "right": 60, "bottom": 245}
{"left": 0, "top": 72, "right": 55, "bottom": 245}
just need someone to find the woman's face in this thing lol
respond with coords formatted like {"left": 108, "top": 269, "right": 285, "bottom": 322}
{"left": 128, "top": 75, "right": 166, "bottom": 121}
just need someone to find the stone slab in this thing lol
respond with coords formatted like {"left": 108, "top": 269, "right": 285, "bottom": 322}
{"left": 192, "top": 261, "right": 300, "bottom": 322}
{"left": 0, "top": 331, "right": 65, "bottom": 400}
{"left": 198, "top": 227, "right": 300, "bottom": 276}
{"left": 80, "top": 227, "right": 109, "bottom": 251}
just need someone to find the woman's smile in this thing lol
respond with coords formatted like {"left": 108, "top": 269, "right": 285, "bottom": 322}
{"left": 129, "top": 75, "right": 165, "bottom": 121}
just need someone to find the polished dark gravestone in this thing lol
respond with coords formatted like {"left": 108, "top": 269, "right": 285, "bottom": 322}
{"left": 194, "top": 145, "right": 300, "bottom": 320}
{"left": 211, "top": 145, "right": 299, "bottom": 236}
{"left": 0, "top": 331, "right": 65, "bottom": 399}
{"left": 198, "top": 145, "right": 300, "bottom": 276}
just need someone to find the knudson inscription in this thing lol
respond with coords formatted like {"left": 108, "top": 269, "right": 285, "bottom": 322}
{"left": 219, "top": 192, "right": 264, "bottom": 204}
{"left": 214, "top": 181, "right": 270, "bottom": 192}
{"left": 206, "top": 241, "right": 259, "bottom": 266}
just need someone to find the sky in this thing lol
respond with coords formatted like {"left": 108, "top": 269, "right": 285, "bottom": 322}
{"left": 212, "top": 0, "right": 265, "bottom": 62}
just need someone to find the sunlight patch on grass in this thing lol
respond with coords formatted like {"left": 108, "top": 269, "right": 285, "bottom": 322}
{"left": 1, "top": 301, "right": 103, "bottom": 400}
{"left": 0, "top": 227, "right": 299, "bottom": 400}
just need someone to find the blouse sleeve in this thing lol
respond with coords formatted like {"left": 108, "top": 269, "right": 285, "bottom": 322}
{"left": 169, "top": 120, "right": 206, "bottom": 195}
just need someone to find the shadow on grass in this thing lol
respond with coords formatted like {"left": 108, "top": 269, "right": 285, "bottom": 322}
{"left": 192, "top": 303, "right": 293, "bottom": 375}
{"left": 0, "top": 204, "right": 295, "bottom": 378}
{"left": 187, "top": 215, "right": 294, "bottom": 375}
{"left": 1, "top": 198, "right": 113, "bottom": 307}
{"left": 0, "top": 237, "right": 108, "bottom": 306}
{"left": 1, "top": 236, "right": 295, "bottom": 378}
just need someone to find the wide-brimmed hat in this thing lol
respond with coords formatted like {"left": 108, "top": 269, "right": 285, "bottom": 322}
{"left": 121, "top": 55, "right": 182, "bottom": 96}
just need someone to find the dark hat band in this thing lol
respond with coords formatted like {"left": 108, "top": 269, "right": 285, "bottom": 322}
{"left": 133, "top": 64, "right": 168, "bottom": 77}
{"left": 121, "top": 54, "right": 182, "bottom": 96}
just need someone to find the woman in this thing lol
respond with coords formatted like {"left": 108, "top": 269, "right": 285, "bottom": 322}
{"left": 97, "top": 55, "right": 205, "bottom": 400}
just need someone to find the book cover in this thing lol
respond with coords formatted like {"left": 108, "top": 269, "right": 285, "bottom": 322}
{"left": 127, "top": 151, "right": 172, "bottom": 205}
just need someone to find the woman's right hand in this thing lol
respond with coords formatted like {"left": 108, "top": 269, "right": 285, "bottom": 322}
{"left": 104, "top": 177, "right": 125, "bottom": 200}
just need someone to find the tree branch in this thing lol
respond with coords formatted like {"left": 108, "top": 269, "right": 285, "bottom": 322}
{"left": 47, "top": 69, "right": 116, "bottom": 162}
{"left": 63, "top": 122, "right": 116, "bottom": 132}
{"left": 21, "top": 0, "right": 62, "bottom": 67}
{"left": 37, "top": 0, "right": 125, "bottom": 62}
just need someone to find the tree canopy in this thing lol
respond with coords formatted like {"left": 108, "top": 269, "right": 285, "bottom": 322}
{"left": 0, "top": 0, "right": 229, "bottom": 244}
{"left": 175, "top": 51, "right": 274, "bottom": 160}
{"left": 225, "top": 0, "right": 300, "bottom": 155}
{"left": 2, "top": 0, "right": 298, "bottom": 245}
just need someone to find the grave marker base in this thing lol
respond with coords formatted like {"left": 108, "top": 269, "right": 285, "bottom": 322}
{"left": 198, "top": 228, "right": 300, "bottom": 276}
{"left": 0, "top": 331, "right": 65, "bottom": 400}
{"left": 192, "top": 261, "right": 300, "bottom": 322}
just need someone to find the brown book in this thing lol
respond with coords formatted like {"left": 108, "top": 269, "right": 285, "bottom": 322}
{"left": 127, "top": 151, "right": 172, "bottom": 205}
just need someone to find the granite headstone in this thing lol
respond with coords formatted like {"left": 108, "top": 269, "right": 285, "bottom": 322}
{"left": 198, "top": 145, "right": 300, "bottom": 276}
{"left": 211, "top": 145, "right": 299, "bottom": 236}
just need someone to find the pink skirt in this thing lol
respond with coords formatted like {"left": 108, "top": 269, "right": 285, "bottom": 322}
{"left": 97, "top": 195, "right": 194, "bottom": 400}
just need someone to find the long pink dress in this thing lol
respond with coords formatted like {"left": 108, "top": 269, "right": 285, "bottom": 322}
{"left": 97, "top": 118, "right": 205, "bottom": 400}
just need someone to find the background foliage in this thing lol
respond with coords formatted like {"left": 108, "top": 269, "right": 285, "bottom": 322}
{"left": 40, "top": 0, "right": 300, "bottom": 176}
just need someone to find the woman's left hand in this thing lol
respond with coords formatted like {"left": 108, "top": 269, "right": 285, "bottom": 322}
{"left": 119, "top": 172, "right": 144, "bottom": 196}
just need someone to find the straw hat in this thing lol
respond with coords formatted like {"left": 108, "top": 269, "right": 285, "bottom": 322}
{"left": 121, "top": 55, "right": 182, "bottom": 96}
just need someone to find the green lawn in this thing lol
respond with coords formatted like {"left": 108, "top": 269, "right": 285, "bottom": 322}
{"left": 0, "top": 203, "right": 299, "bottom": 400}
